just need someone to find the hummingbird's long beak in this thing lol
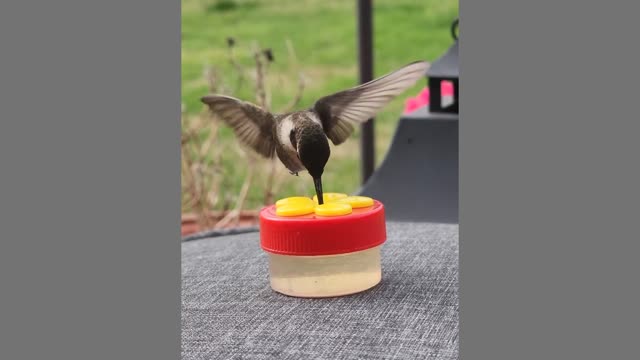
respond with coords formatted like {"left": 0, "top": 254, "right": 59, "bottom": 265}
{"left": 313, "top": 177, "right": 324, "bottom": 205}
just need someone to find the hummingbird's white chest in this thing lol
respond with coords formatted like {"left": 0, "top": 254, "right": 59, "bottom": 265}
{"left": 278, "top": 112, "right": 322, "bottom": 152}
{"left": 278, "top": 116, "right": 296, "bottom": 152}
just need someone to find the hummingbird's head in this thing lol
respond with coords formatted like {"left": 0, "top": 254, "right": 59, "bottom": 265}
{"left": 297, "top": 125, "right": 330, "bottom": 179}
{"left": 296, "top": 125, "right": 330, "bottom": 204}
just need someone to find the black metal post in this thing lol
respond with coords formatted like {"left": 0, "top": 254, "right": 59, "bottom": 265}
{"left": 357, "top": 0, "right": 374, "bottom": 184}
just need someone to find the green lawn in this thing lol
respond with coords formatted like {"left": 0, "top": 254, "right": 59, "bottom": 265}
{"left": 182, "top": 0, "right": 458, "bottom": 212}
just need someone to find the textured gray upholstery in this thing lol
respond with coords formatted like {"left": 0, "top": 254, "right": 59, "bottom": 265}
{"left": 182, "top": 221, "right": 459, "bottom": 359}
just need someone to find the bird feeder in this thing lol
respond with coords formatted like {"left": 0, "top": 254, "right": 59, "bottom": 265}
{"left": 260, "top": 194, "right": 387, "bottom": 298}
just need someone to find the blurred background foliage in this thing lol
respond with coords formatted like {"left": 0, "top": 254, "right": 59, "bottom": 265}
{"left": 181, "top": 0, "right": 459, "bottom": 219}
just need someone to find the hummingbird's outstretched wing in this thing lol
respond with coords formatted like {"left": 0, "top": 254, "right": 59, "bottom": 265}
{"left": 201, "top": 95, "right": 276, "bottom": 158}
{"left": 313, "top": 61, "right": 430, "bottom": 145}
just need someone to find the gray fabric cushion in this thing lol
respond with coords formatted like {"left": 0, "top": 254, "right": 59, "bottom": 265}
{"left": 182, "top": 221, "right": 459, "bottom": 359}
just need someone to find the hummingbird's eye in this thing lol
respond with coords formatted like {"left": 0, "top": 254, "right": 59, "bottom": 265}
{"left": 289, "top": 129, "right": 297, "bottom": 151}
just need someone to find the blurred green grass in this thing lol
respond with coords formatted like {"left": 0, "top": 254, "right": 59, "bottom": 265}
{"left": 182, "top": 0, "right": 458, "bottom": 211}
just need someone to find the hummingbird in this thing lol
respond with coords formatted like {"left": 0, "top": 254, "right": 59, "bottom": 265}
{"left": 201, "top": 60, "right": 430, "bottom": 205}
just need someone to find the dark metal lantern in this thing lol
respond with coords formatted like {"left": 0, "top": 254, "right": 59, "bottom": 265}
{"left": 357, "top": 18, "right": 460, "bottom": 223}
{"left": 427, "top": 19, "right": 459, "bottom": 114}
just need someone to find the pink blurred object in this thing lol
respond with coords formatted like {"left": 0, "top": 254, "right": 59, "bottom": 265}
{"left": 403, "top": 80, "right": 454, "bottom": 114}
{"left": 404, "top": 98, "right": 421, "bottom": 113}
{"left": 441, "top": 80, "right": 454, "bottom": 96}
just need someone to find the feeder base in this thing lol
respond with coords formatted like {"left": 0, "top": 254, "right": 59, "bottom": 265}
{"left": 268, "top": 246, "right": 382, "bottom": 298}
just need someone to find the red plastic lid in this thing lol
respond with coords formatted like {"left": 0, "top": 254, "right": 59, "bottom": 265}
{"left": 260, "top": 200, "right": 386, "bottom": 256}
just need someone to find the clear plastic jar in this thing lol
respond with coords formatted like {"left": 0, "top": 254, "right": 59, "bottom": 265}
{"left": 267, "top": 245, "right": 382, "bottom": 298}
{"left": 260, "top": 195, "right": 386, "bottom": 298}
